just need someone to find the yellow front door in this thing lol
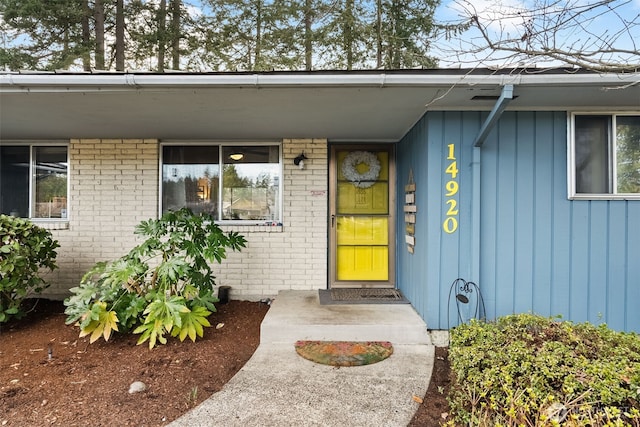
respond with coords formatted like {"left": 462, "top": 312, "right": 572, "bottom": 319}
{"left": 330, "top": 146, "right": 395, "bottom": 288}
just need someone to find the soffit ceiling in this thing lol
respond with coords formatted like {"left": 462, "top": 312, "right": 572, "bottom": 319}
{"left": 1, "top": 70, "right": 638, "bottom": 141}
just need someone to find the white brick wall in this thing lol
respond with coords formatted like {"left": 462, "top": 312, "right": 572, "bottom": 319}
{"left": 41, "top": 139, "right": 159, "bottom": 298}
{"left": 199, "top": 139, "right": 329, "bottom": 300}
{"left": 41, "top": 138, "right": 328, "bottom": 301}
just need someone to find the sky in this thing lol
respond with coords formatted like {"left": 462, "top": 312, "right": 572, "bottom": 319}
{"left": 429, "top": 0, "right": 640, "bottom": 68}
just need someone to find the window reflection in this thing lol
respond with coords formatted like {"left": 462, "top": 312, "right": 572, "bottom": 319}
{"left": 222, "top": 146, "right": 280, "bottom": 221}
{"left": 0, "top": 146, "right": 30, "bottom": 217}
{"left": 162, "top": 145, "right": 281, "bottom": 222}
{"left": 0, "top": 145, "right": 68, "bottom": 219}
{"left": 34, "top": 147, "right": 68, "bottom": 218}
{"left": 162, "top": 146, "right": 219, "bottom": 216}
{"left": 574, "top": 115, "right": 610, "bottom": 194}
{"left": 573, "top": 114, "right": 640, "bottom": 196}
{"left": 616, "top": 116, "right": 640, "bottom": 193}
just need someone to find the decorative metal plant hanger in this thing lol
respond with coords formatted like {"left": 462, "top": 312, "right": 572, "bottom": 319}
{"left": 447, "top": 278, "right": 487, "bottom": 329}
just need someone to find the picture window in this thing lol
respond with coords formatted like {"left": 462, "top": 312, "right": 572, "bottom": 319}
{"left": 161, "top": 144, "right": 281, "bottom": 223}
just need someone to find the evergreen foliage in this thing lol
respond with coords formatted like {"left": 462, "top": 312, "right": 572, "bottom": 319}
{"left": 448, "top": 314, "right": 640, "bottom": 426}
{"left": 0, "top": 215, "right": 59, "bottom": 323}
{"left": 0, "top": 0, "right": 439, "bottom": 71}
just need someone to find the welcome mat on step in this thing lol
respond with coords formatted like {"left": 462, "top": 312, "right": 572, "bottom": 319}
{"left": 319, "top": 288, "right": 410, "bottom": 305}
{"left": 295, "top": 340, "right": 394, "bottom": 366}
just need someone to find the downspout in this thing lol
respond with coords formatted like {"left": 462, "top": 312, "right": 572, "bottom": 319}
{"left": 471, "top": 84, "right": 514, "bottom": 282}
{"left": 471, "top": 146, "right": 482, "bottom": 281}
{"left": 474, "top": 84, "right": 513, "bottom": 147}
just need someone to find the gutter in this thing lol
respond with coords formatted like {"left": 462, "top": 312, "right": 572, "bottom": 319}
{"left": 1, "top": 71, "right": 638, "bottom": 92}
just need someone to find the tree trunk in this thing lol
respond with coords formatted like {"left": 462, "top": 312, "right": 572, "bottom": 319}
{"left": 115, "top": 0, "right": 125, "bottom": 71}
{"left": 81, "top": 0, "right": 91, "bottom": 71}
{"left": 62, "top": 27, "right": 70, "bottom": 68}
{"left": 254, "top": 0, "right": 262, "bottom": 70}
{"left": 158, "top": 0, "right": 167, "bottom": 71}
{"left": 388, "top": 0, "right": 399, "bottom": 68}
{"left": 304, "top": 0, "right": 312, "bottom": 70}
{"left": 170, "top": 0, "right": 180, "bottom": 70}
{"left": 344, "top": 0, "right": 354, "bottom": 70}
{"left": 94, "top": 0, "right": 105, "bottom": 70}
{"left": 376, "top": 0, "right": 382, "bottom": 69}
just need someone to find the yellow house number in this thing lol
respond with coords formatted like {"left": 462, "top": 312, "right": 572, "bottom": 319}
{"left": 443, "top": 143, "right": 459, "bottom": 233}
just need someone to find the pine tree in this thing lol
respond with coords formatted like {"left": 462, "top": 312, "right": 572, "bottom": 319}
{"left": 0, "top": 0, "right": 87, "bottom": 70}
{"left": 0, "top": 0, "right": 441, "bottom": 71}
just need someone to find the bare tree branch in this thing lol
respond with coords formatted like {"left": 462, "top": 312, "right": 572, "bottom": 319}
{"left": 433, "top": 0, "right": 639, "bottom": 73}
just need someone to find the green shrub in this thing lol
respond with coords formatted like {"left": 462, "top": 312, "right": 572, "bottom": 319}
{"left": 448, "top": 314, "right": 640, "bottom": 426}
{"left": 0, "top": 215, "right": 59, "bottom": 323}
{"left": 64, "top": 208, "right": 246, "bottom": 348}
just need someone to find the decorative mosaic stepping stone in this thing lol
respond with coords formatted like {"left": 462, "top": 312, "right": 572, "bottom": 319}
{"left": 294, "top": 340, "right": 394, "bottom": 366}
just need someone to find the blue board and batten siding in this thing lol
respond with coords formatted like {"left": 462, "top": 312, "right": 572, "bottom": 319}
{"left": 397, "top": 111, "right": 640, "bottom": 332}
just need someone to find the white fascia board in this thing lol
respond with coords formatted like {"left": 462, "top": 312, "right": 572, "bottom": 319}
{"left": 385, "top": 72, "right": 639, "bottom": 88}
{"left": 0, "top": 72, "right": 426, "bottom": 89}
{"left": 1, "top": 71, "right": 638, "bottom": 92}
{"left": 510, "top": 72, "right": 640, "bottom": 87}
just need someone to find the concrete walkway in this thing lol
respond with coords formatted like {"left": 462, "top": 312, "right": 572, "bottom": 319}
{"left": 169, "top": 290, "right": 435, "bottom": 427}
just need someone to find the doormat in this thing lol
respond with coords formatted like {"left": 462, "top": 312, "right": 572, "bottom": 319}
{"left": 318, "top": 288, "right": 410, "bottom": 305}
{"left": 295, "top": 340, "right": 394, "bottom": 366}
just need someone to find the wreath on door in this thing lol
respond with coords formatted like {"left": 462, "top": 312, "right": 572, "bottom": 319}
{"left": 341, "top": 151, "right": 381, "bottom": 189}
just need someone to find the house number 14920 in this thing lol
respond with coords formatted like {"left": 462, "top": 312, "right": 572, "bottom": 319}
{"left": 443, "top": 143, "right": 459, "bottom": 233}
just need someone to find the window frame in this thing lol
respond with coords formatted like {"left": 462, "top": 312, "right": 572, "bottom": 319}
{"left": 0, "top": 141, "right": 70, "bottom": 221}
{"left": 159, "top": 141, "right": 283, "bottom": 224}
{"left": 568, "top": 112, "right": 640, "bottom": 200}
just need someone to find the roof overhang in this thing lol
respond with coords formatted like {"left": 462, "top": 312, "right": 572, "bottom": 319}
{"left": 1, "top": 69, "right": 638, "bottom": 142}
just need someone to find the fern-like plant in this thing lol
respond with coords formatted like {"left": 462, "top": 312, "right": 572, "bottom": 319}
{"left": 64, "top": 208, "right": 246, "bottom": 348}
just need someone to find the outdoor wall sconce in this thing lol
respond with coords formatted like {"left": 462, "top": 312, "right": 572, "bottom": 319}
{"left": 294, "top": 152, "right": 308, "bottom": 170}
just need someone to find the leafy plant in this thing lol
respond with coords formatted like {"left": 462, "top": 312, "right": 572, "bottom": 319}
{"left": 0, "top": 215, "right": 59, "bottom": 323}
{"left": 64, "top": 208, "right": 246, "bottom": 348}
{"left": 447, "top": 314, "right": 640, "bottom": 426}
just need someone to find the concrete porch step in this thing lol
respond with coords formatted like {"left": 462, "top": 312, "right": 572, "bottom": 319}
{"left": 260, "top": 290, "right": 431, "bottom": 345}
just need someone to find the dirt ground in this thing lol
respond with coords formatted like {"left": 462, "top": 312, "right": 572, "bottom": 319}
{"left": 0, "top": 299, "right": 450, "bottom": 427}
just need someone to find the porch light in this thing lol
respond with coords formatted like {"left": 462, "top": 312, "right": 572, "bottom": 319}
{"left": 229, "top": 153, "right": 244, "bottom": 161}
{"left": 294, "top": 152, "right": 308, "bottom": 170}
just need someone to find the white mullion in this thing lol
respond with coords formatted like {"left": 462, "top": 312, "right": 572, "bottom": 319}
{"left": 158, "top": 144, "right": 164, "bottom": 217}
{"left": 218, "top": 145, "right": 224, "bottom": 222}
{"left": 278, "top": 144, "right": 283, "bottom": 223}
{"left": 29, "top": 145, "right": 35, "bottom": 218}
{"left": 568, "top": 113, "right": 577, "bottom": 198}
{"left": 64, "top": 146, "right": 70, "bottom": 220}
{"left": 611, "top": 115, "right": 618, "bottom": 195}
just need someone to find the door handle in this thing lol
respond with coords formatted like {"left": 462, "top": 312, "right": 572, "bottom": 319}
{"left": 331, "top": 215, "right": 335, "bottom": 227}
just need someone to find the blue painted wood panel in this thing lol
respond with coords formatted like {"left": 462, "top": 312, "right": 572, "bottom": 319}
{"left": 397, "top": 110, "right": 640, "bottom": 332}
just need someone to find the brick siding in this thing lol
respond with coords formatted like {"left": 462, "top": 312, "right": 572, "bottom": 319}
{"left": 40, "top": 138, "right": 328, "bottom": 301}
{"left": 41, "top": 139, "right": 159, "bottom": 298}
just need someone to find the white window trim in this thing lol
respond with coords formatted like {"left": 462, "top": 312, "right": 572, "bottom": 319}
{"left": 159, "top": 141, "right": 283, "bottom": 224}
{"left": 568, "top": 112, "right": 640, "bottom": 200}
{"left": 0, "top": 141, "right": 70, "bottom": 221}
